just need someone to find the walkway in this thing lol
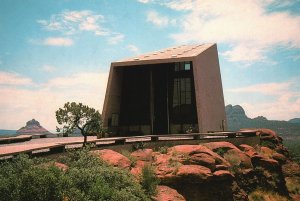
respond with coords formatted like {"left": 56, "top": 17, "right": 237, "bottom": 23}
{"left": 0, "top": 131, "right": 258, "bottom": 159}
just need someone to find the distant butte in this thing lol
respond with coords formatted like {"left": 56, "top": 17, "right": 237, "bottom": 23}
{"left": 17, "top": 119, "right": 52, "bottom": 136}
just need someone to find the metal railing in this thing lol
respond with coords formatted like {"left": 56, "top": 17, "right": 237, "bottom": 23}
{"left": 0, "top": 130, "right": 258, "bottom": 159}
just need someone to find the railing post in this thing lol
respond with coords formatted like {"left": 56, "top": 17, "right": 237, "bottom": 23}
{"left": 50, "top": 145, "right": 65, "bottom": 154}
{"left": 115, "top": 139, "right": 126, "bottom": 145}
{"left": 151, "top": 136, "right": 159, "bottom": 141}
{"left": 193, "top": 134, "right": 200, "bottom": 140}
{"left": 227, "top": 132, "right": 236, "bottom": 138}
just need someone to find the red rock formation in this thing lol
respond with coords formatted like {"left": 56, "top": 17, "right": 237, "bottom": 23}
{"left": 17, "top": 119, "right": 52, "bottom": 135}
{"left": 92, "top": 149, "right": 131, "bottom": 169}
{"left": 93, "top": 129, "right": 296, "bottom": 201}
{"left": 155, "top": 185, "right": 186, "bottom": 201}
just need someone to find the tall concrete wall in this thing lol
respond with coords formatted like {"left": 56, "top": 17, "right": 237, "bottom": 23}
{"left": 192, "top": 44, "right": 227, "bottom": 132}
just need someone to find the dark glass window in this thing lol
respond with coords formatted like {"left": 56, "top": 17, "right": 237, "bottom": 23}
{"left": 184, "top": 62, "right": 191, "bottom": 70}
{"left": 175, "top": 62, "right": 190, "bottom": 71}
{"left": 170, "top": 61, "right": 197, "bottom": 124}
{"left": 173, "top": 78, "right": 191, "bottom": 107}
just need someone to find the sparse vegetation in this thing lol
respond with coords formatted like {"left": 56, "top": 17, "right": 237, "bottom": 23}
{"left": 215, "top": 147, "right": 226, "bottom": 157}
{"left": 249, "top": 189, "right": 289, "bottom": 201}
{"left": 132, "top": 142, "right": 146, "bottom": 151}
{"left": 157, "top": 146, "right": 168, "bottom": 154}
{"left": 140, "top": 164, "right": 160, "bottom": 197}
{"left": 223, "top": 152, "right": 241, "bottom": 173}
{"left": 285, "top": 177, "right": 300, "bottom": 195}
{"left": 260, "top": 140, "right": 276, "bottom": 149}
{"left": 121, "top": 150, "right": 137, "bottom": 167}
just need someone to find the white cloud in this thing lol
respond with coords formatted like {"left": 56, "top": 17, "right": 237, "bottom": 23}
{"left": 159, "top": 0, "right": 300, "bottom": 63}
{"left": 137, "top": 0, "right": 152, "bottom": 3}
{"left": 38, "top": 10, "right": 109, "bottom": 36}
{"left": 222, "top": 44, "right": 266, "bottom": 63}
{"left": 0, "top": 71, "right": 108, "bottom": 130}
{"left": 43, "top": 37, "right": 73, "bottom": 46}
{"left": 146, "top": 10, "right": 175, "bottom": 27}
{"left": 0, "top": 72, "right": 33, "bottom": 86}
{"left": 41, "top": 65, "right": 57, "bottom": 73}
{"left": 228, "top": 82, "right": 292, "bottom": 96}
{"left": 107, "top": 34, "right": 124, "bottom": 45}
{"left": 228, "top": 79, "right": 300, "bottom": 120}
{"left": 290, "top": 54, "right": 300, "bottom": 61}
{"left": 127, "top": 44, "right": 140, "bottom": 54}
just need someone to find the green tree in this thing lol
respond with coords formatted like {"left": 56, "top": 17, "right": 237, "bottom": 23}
{"left": 56, "top": 102, "right": 102, "bottom": 146}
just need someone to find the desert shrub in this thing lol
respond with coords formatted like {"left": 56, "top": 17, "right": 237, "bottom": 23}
{"left": 157, "top": 146, "right": 168, "bottom": 154}
{"left": 249, "top": 189, "right": 289, "bottom": 201}
{"left": 285, "top": 177, "right": 300, "bottom": 195}
{"left": 260, "top": 140, "right": 275, "bottom": 149}
{"left": 121, "top": 150, "right": 137, "bottom": 167}
{"left": 141, "top": 164, "right": 160, "bottom": 197}
{"left": 224, "top": 152, "right": 241, "bottom": 173}
{"left": 0, "top": 149, "right": 152, "bottom": 201}
{"left": 215, "top": 148, "right": 226, "bottom": 157}
{"left": 132, "top": 142, "right": 146, "bottom": 151}
{"left": 0, "top": 155, "right": 63, "bottom": 201}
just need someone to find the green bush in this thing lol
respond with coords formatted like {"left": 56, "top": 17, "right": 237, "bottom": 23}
{"left": 141, "top": 164, "right": 160, "bottom": 197}
{"left": 0, "top": 149, "right": 152, "bottom": 201}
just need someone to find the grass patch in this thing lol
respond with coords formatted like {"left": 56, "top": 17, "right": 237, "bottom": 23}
{"left": 223, "top": 152, "right": 241, "bottom": 173}
{"left": 285, "top": 177, "right": 300, "bottom": 195}
{"left": 121, "top": 150, "right": 137, "bottom": 167}
{"left": 141, "top": 164, "right": 160, "bottom": 197}
{"left": 249, "top": 190, "right": 289, "bottom": 201}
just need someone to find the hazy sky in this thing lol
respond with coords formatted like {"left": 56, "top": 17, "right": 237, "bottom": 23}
{"left": 0, "top": 0, "right": 300, "bottom": 130}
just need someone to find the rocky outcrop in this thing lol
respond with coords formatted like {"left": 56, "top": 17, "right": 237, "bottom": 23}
{"left": 94, "top": 129, "right": 298, "bottom": 201}
{"left": 92, "top": 149, "right": 131, "bottom": 169}
{"left": 155, "top": 185, "right": 186, "bottom": 201}
{"left": 17, "top": 119, "right": 52, "bottom": 135}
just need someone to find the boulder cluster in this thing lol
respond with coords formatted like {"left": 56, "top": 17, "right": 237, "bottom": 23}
{"left": 90, "top": 129, "right": 298, "bottom": 201}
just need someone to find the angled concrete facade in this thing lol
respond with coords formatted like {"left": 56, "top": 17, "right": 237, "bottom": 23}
{"left": 102, "top": 43, "right": 227, "bottom": 136}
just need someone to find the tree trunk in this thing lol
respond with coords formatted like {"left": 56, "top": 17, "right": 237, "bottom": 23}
{"left": 83, "top": 135, "right": 87, "bottom": 147}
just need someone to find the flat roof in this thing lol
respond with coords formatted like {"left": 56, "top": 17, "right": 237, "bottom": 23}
{"left": 112, "top": 43, "right": 215, "bottom": 66}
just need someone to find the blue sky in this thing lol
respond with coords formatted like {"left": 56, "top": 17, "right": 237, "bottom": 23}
{"left": 0, "top": 0, "right": 300, "bottom": 130}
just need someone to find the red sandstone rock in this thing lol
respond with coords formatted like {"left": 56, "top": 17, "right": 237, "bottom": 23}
{"left": 213, "top": 170, "right": 234, "bottom": 180}
{"left": 176, "top": 165, "right": 213, "bottom": 182}
{"left": 188, "top": 153, "right": 216, "bottom": 170}
{"left": 260, "top": 146, "right": 274, "bottom": 157}
{"left": 169, "top": 145, "right": 229, "bottom": 167}
{"left": 155, "top": 185, "right": 186, "bottom": 201}
{"left": 225, "top": 149, "right": 253, "bottom": 169}
{"left": 254, "top": 158, "right": 279, "bottom": 170}
{"left": 92, "top": 149, "right": 131, "bottom": 169}
{"left": 272, "top": 153, "right": 287, "bottom": 164}
{"left": 215, "top": 164, "right": 229, "bottom": 170}
{"left": 258, "top": 129, "right": 278, "bottom": 141}
{"left": 169, "top": 145, "right": 205, "bottom": 154}
{"left": 131, "top": 149, "right": 153, "bottom": 162}
{"left": 154, "top": 154, "right": 176, "bottom": 179}
{"left": 130, "top": 160, "right": 146, "bottom": 178}
{"left": 239, "top": 144, "right": 260, "bottom": 157}
{"left": 203, "top": 141, "right": 240, "bottom": 152}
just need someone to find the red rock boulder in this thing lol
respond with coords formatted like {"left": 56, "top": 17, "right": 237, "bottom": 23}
{"left": 131, "top": 149, "right": 153, "bottom": 162}
{"left": 155, "top": 185, "right": 186, "bottom": 201}
{"left": 91, "top": 149, "right": 131, "bottom": 169}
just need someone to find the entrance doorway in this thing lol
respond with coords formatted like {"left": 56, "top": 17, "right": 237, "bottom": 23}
{"left": 152, "top": 65, "right": 170, "bottom": 134}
